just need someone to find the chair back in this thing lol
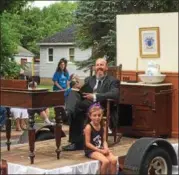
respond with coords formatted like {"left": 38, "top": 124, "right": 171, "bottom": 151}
{"left": 117, "top": 64, "right": 122, "bottom": 80}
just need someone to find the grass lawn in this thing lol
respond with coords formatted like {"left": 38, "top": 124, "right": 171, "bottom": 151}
{"left": 37, "top": 84, "right": 53, "bottom": 91}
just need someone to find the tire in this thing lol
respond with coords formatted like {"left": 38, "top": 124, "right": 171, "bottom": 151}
{"left": 36, "top": 130, "right": 54, "bottom": 141}
{"left": 140, "top": 147, "right": 172, "bottom": 175}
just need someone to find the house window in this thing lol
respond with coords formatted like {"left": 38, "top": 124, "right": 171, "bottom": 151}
{"left": 48, "top": 48, "right": 53, "bottom": 62}
{"left": 69, "top": 48, "right": 75, "bottom": 62}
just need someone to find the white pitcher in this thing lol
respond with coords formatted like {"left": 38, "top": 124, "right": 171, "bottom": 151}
{"left": 146, "top": 61, "right": 160, "bottom": 76}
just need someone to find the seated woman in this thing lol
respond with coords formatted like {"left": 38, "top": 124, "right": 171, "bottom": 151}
{"left": 62, "top": 74, "right": 81, "bottom": 125}
{"left": 64, "top": 74, "right": 81, "bottom": 97}
{"left": 70, "top": 74, "right": 81, "bottom": 90}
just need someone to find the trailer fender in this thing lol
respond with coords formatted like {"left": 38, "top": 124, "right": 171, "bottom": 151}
{"left": 123, "top": 137, "right": 177, "bottom": 174}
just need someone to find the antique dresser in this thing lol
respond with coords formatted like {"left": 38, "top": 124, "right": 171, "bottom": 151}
{"left": 119, "top": 82, "right": 172, "bottom": 137}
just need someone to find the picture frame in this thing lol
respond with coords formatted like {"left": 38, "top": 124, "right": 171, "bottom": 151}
{"left": 139, "top": 27, "right": 160, "bottom": 58}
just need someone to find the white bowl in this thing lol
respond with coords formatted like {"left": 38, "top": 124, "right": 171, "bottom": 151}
{"left": 138, "top": 74, "right": 166, "bottom": 84}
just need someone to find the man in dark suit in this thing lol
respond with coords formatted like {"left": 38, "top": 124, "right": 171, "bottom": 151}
{"left": 63, "top": 58, "right": 120, "bottom": 151}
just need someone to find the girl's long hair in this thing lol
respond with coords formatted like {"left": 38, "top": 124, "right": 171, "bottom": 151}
{"left": 56, "top": 58, "right": 68, "bottom": 76}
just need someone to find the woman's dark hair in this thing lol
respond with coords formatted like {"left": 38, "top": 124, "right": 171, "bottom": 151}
{"left": 56, "top": 58, "right": 68, "bottom": 76}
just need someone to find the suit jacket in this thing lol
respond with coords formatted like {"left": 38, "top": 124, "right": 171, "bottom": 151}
{"left": 65, "top": 75, "right": 120, "bottom": 128}
{"left": 84, "top": 75, "right": 120, "bottom": 128}
{"left": 84, "top": 75, "right": 120, "bottom": 102}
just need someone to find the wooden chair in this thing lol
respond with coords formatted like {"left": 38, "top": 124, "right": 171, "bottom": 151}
{"left": 90, "top": 64, "right": 122, "bottom": 145}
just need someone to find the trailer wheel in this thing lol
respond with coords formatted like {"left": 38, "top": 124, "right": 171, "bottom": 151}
{"left": 140, "top": 147, "right": 172, "bottom": 175}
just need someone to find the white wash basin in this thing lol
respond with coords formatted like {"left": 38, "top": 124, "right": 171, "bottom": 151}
{"left": 139, "top": 74, "right": 166, "bottom": 84}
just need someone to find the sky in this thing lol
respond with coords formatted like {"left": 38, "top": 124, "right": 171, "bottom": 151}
{"left": 30, "top": 1, "right": 75, "bottom": 9}
{"left": 30, "top": 1, "right": 58, "bottom": 9}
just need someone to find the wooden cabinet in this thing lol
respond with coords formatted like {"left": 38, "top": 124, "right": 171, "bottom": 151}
{"left": 132, "top": 106, "right": 153, "bottom": 131}
{"left": 119, "top": 82, "right": 172, "bottom": 137}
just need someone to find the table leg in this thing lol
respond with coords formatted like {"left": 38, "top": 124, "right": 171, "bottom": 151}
{"left": 28, "top": 112, "right": 35, "bottom": 164}
{"left": 1, "top": 159, "right": 8, "bottom": 175}
{"left": 54, "top": 107, "right": 63, "bottom": 159}
{"left": 5, "top": 108, "right": 11, "bottom": 151}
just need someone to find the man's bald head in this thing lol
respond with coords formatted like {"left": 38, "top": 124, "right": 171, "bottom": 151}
{"left": 95, "top": 58, "right": 107, "bottom": 66}
{"left": 95, "top": 58, "right": 108, "bottom": 78}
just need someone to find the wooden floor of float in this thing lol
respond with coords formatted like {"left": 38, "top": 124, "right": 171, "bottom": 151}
{"left": 1, "top": 125, "right": 178, "bottom": 170}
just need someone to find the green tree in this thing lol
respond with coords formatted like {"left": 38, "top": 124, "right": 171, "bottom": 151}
{"left": 18, "top": 7, "right": 42, "bottom": 55}
{"left": 75, "top": 0, "right": 179, "bottom": 69}
{"left": 0, "top": 0, "right": 30, "bottom": 13}
{"left": 0, "top": 1, "right": 77, "bottom": 78}
{"left": 0, "top": 0, "right": 29, "bottom": 78}
{"left": 0, "top": 12, "right": 23, "bottom": 78}
{"left": 19, "top": 2, "right": 77, "bottom": 55}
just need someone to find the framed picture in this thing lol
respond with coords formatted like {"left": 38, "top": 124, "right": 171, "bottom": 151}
{"left": 139, "top": 27, "right": 160, "bottom": 58}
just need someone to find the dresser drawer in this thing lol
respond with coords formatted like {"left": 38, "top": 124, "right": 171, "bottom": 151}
{"left": 120, "top": 86, "right": 154, "bottom": 106}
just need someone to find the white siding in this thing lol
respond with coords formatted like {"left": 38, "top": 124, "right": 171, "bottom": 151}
{"left": 73, "top": 47, "right": 92, "bottom": 62}
{"left": 40, "top": 45, "right": 92, "bottom": 79}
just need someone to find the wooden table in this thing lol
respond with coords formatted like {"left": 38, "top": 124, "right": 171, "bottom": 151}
{"left": 0, "top": 88, "right": 65, "bottom": 164}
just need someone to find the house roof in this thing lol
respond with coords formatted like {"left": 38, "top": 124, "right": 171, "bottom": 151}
{"left": 14, "top": 46, "right": 34, "bottom": 57}
{"left": 39, "top": 25, "right": 76, "bottom": 44}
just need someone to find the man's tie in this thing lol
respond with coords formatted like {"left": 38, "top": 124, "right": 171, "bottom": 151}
{"left": 96, "top": 80, "right": 102, "bottom": 93}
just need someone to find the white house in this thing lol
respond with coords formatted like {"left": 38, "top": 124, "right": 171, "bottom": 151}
{"left": 14, "top": 45, "right": 34, "bottom": 65}
{"left": 37, "top": 25, "right": 92, "bottom": 84}
{"left": 13, "top": 46, "right": 40, "bottom": 77}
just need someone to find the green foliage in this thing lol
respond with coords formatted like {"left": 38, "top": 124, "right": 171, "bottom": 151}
{"left": 1, "top": 12, "right": 22, "bottom": 58}
{"left": 0, "top": 60, "right": 21, "bottom": 79}
{"left": 0, "top": 12, "right": 23, "bottom": 78}
{"left": 75, "top": 0, "right": 179, "bottom": 69}
{"left": 19, "top": 2, "right": 77, "bottom": 56}
{"left": 1, "top": 1, "right": 77, "bottom": 78}
{"left": 0, "top": 0, "right": 30, "bottom": 14}
{"left": 18, "top": 7, "right": 42, "bottom": 55}
{"left": 0, "top": 0, "right": 29, "bottom": 79}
